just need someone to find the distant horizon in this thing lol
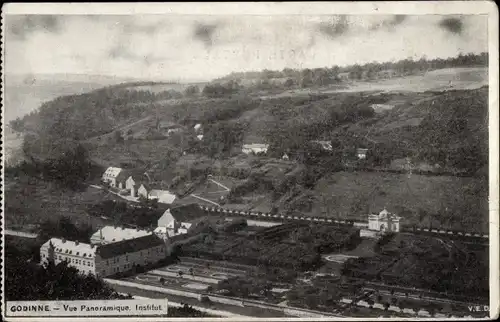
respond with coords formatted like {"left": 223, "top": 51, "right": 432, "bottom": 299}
{"left": 4, "top": 50, "right": 488, "bottom": 85}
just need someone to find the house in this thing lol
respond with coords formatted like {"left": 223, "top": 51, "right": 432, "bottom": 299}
{"left": 149, "top": 190, "right": 177, "bottom": 205}
{"left": 90, "top": 226, "right": 152, "bottom": 245}
{"left": 138, "top": 183, "right": 151, "bottom": 199}
{"left": 102, "top": 167, "right": 123, "bottom": 187}
{"left": 40, "top": 234, "right": 167, "bottom": 277}
{"left": 368, "top": 208, "right": 402, "bottom": 233}
{"left": 115, "top": 170, "right": 131, "bottom": 190}
{"left": 282, "top": 153, "right": 289, "bottom": 160}
{"left": 156, "top": 204, "right": 205, "bottom": 237}
{"left": 312, "top": 140, "right": 333, "bottom": 151}
{"left": 338, "top": 72, "right": 350, "bottom": 81}
{"left": 197, "top": 135, "right": 204, "bottom": 141}
{"left": 357, "top": 148, "right": 369, "bottom": 160}
{"left": 125, "top": 172, "right": 150, "bottom": 197}
{"left": 194, "top": 123, "right": 202, "bottom": 132}
{"left": 242, "top": 144, "right": 269, "bottom": 155}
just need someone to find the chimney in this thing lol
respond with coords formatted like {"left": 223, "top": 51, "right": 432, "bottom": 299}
{"left": 75, "top": 241, "right": 80, "bottom": 246}
{"left": 62, "top": 238, "right": 66, "bottom": 243}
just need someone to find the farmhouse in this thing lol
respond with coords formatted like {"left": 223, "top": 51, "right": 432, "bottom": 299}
{"left": 242, "top": 143, "right": 269, "bottom": 155}
{"left": 138, "top": 183, "right": 152, "bottom": 199}
{"left": 115, "top": 170, "right": 131, "bottom": 190}
{"left": 338, "top": 72, "right": 350, "bottom": 81}
{"left": 156, "top": 204, "right": 205, "bottom": 237}
{"left": 125, "top": 172, "right": 149, "bottom": 197}
{"left": 368, "top": 208, "right": 402, "bottom": 233}
{"left": 357, "top": 148, "right": 369, "bottom": 160}
{"left": 40, "top": 235, "right": 167, "bottom": 277}
{"left": 102, "top": 167, "right": 123, "bottom": 188}
{"left": 90, "top": 226, "right": 152, "bottom": 245}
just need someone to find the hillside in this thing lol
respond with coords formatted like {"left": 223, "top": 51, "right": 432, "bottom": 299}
{"left": 10, "top": 66, "right": 489, "bottom": 233}
{"left": 3, "top": 73, "right": 143, "bottom": 122}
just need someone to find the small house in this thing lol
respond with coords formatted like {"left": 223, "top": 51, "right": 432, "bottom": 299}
{"left": 282, "top": 153, "right": 289, "bottom": 160}
{"left": 357, "top": 148, "right": 369, "bottom": 160}
{"left": 115, "top": 170, "right": 131, "bottom": 190}
{"left": 194, "top": 123, "right": 202, "bottom": 132}
{"left": 242, "top": 143, "right": 269, "bottom": 155}
{"left": 102, "top": 167, "right": 123, "bottom": 188}
{"left": 368, "top": 208, "right": 402, "bottom": 233}
{"left": 125, "top": 172, "right": 150, "bottom": 197}
{"left": 197, "top": 135, "right": 204, "bottom": 141}
{"left": 156, "top": 204, "right": 205, "bottom": 237}
{"left": 137, "top": 183, "right": 151, "bottom": 199}
{"left": 370, "top": 104, "right": 394, "bottom": 113}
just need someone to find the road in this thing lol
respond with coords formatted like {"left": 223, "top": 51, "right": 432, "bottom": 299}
{"left": 109, "top": 283, "right": 287, "bottom": 317}
{"left": 190, "top": 194, "right": 221, "bottom": 207}
{"left": 207, "top": 177, "right": 230, "bottom": 192}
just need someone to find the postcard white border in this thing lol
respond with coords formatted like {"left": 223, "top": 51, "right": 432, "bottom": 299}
{"left": 1, "top": 1, "right": 498, "bottom": 321}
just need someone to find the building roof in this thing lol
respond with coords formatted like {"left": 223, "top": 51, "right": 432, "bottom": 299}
{"left": 370, "top": 208, "right": 401, "bottom": 220}
{"left": 357, "top": 148, "right": 369, "bottom": 153}
{"left": 160, "top": 203, "right": 207, "bottom": 223}
{"left": 149, "top": 190, "right": 177, "bottom": 204}
{"left": 91, "top": 226, "right": 152, "bottom": 243}
{"left": 103, "top": 167, "right": 123, "bottom": 178}
{"left": 115, "top": 169, "right": 131, "bottom": 184}
{"left": 96, "top": 234, "right": 164, "bottom": 259}
{"left": 194, "top": 123, "right": 202, "bottom": 130}
{"left": 43, "top": 238, "right": 97, "bottom": 258}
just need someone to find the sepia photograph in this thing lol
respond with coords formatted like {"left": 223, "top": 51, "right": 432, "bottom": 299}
{"left": 1, "top": 2, "right": 498, "bottom": 320}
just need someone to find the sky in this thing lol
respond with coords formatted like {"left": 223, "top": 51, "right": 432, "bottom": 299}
{"left": 4, "top": 14, "right": 488, "bottom": 82}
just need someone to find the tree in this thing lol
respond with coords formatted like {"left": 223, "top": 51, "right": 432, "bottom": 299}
{"left": 284, "top": 78, "right": 295, "bottom": 88}
{"left": 5, "top": 253, "right": 123, "bottom": 301}
{"left": 398, "top": 301, "right": 406, "bottom": 313}
{"left": 184, "top": 85, "right": 200, "bottom": 97}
